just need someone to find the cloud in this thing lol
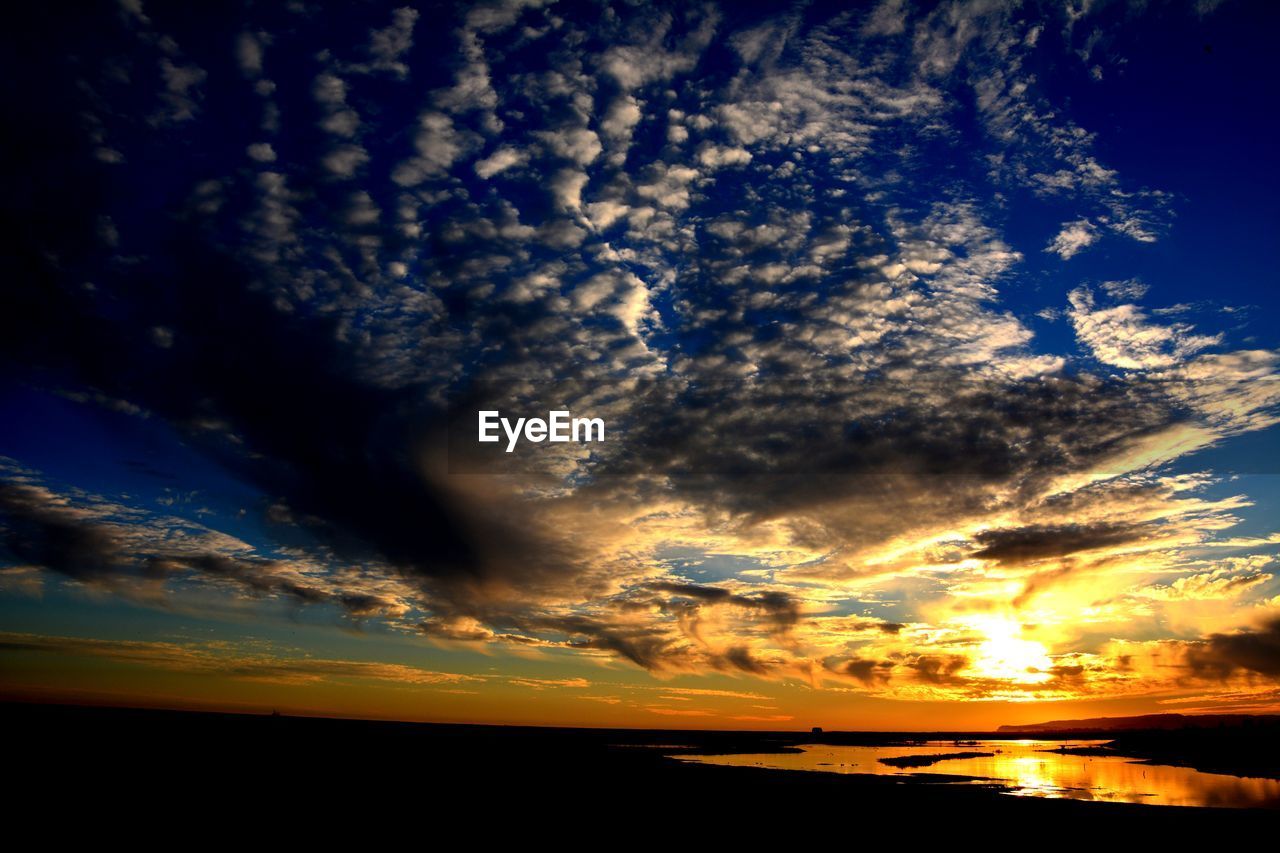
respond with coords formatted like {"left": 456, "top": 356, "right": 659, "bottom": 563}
{"left": 862, "top": 0, "right": 908, "bottom": 37}
{"left": 236, "top": 31, "right": 267, "bottom": 77}
{"left": 1068, "top": 287, "right": 1223, "bottom": 369}
{"left": 392, "top": 112, "right": 468, "bottom": 185}
{"left": 322, "top": 144, "right": 370, "bottom": 178}
{"left": 474, "top": 146, "right": 527, "bottom": 179}
{"left": 157, "top": 59, "right": 206, "bottom": 123}
{"left": 696, "top": 144, "right": 752, "bottom": 169}
{"left": 549, "top": 168, "right": 590, "bottom": 211}
{"left": 536, "top": 127, "right": 603, "bottom": 167}
{"left": 1134, "top": 569, "right": 1273, "bottom": 601}
{"left": 465, "top": 0, "right": 553, "bottom": 35}
{"left": 598, "top": 6, "right": 719, "bottom": 91}
{"left": 246, "top": 142, "right": 277, "bottom": 163}
{"left": 969, "top": 523, "right": 1146, "bottom": 565}
{"left": 366, "top": 6, "right": 418, "bottom": 77}
{"left": 1, "top": 0, "right": 1277, "bottom": 707}
{"left": 0, "top": 478, "right": 415, "bottom": 618}
{"left": 601, "top": 96, "right": 642, "bottom": 145}
{"left": 507, "top": 677, "right": 591, "bottom": 689}
{"left": 1100, "top": 278, "right": 1149, "bottom": 301}
{"left": 0, "top": 482, "right": 135, "bottom": 584}
{"left": 0, "top": 631, "right": 480, "bottom": 686}
{"left": 839, "top": 657, "right": 893, "bottom": 686}
{"left": 1045, "top": 218, "right": 1099, "bottom": 259}
{"left": 1184, "top": 619, "right": 1280, "bottom": 680}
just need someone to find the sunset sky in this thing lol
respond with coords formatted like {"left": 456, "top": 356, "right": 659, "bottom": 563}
{"left": 2, "top": 0, "right": 1279, "bottom": 730}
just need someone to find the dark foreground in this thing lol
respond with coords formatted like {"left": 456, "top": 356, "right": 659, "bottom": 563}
{"left": 4, "top": 702, "right": 1276, "bottom": 833}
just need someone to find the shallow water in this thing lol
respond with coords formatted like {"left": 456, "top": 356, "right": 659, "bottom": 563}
{"left": 675, "top": 740, "right": 1280, "bottom": 809}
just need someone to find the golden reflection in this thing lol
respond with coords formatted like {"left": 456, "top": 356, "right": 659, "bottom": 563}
{"left": 1009, "top": 754, "right": 1059, "bottom": 797}
{"left": 678, "top": 740, "right": 1280, "bottom": 809}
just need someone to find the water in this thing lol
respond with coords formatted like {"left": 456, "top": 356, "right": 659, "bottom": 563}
{"left": 675, "top": 739, "right": 1280, "bottom": 809}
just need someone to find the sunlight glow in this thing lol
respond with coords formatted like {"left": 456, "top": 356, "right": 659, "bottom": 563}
{"left": 970, "top": 618, "right": 1054, "bottom": 683}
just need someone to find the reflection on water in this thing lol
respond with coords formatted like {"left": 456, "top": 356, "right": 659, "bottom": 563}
{"left": 675, "top": 740, "right": 1280, "bottom": 809}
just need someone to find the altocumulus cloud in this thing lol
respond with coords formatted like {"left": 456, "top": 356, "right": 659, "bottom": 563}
{"left": 1, "top": 0, "right": 1279, "bottom": 703}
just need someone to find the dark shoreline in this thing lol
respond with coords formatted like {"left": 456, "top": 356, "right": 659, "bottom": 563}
{"left": 4, "top": 700, "right": 1278, "bottom": 826}
{"left": 877, "top": 750, "right": 996, "bottom": 768}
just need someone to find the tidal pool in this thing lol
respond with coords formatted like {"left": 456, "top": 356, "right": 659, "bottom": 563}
{"left": 674, "top": 739, "right": 1280, "bottom": 809}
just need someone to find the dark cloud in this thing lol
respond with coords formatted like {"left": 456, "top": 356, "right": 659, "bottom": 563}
{"left": 908, "top": 654, "right": 969, "bottom": 685}
{"left": 1047, "top": 664, "right": 1086, "bottom": 680}
{"left": 650, "top": 581, "right": 735, "bottom": 602}
{"left": 721, "top": 645, "right": 772, "bottom": 675}
{"left": 0, "top": 483, "right": 131, "bottom": 582}
{"left": 651, "top": 582, "right": 798, "bottom": 631}
{"left": 1185, "top": 619, "right": 1280, "bottom": 680}
{"left": 970, "top": 522, "right": 1146, "bottom": 565}
{"left": 837, "top": 657, "right": 893, "bottom": 686}
{"left": 570, "top": 627, "right": 678, "bottom": 671}
{"left": 0, "top": 480, "right": 403, "bottom": 618}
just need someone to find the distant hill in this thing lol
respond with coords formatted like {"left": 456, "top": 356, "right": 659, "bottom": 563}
{"left": 998, "top": 713, "right": 1280, "bottom": 733}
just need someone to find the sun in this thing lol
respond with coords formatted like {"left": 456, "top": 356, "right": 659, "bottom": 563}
{"left": 970, "top": 618, "right": 1054, "bottom": 683}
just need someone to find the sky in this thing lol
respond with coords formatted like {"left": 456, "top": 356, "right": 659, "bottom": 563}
{"left": 1, "top": 0, "right": 1279, "bottom": 731}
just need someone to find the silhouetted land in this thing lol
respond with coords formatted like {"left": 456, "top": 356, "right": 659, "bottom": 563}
{"left": 878, "top": 750, "right": 995, "bottom": 767}
{"left": 1004, "top": 712, "right": 1280, "bottom": 779}
{"left": 999, "top": 712, "right": 1280, "bottom": 733}
{"left": 4, "top": 702, "right": 1276, "bottom": 832}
